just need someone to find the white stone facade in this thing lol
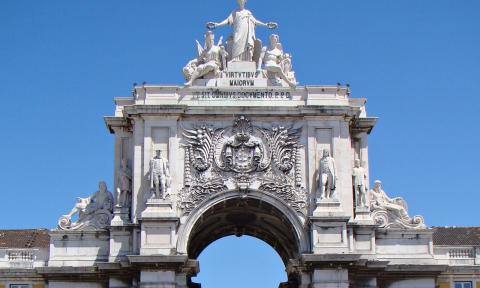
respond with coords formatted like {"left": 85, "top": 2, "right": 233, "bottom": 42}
{"left": 1, "top": 2, "right": 479, "bottom": 288}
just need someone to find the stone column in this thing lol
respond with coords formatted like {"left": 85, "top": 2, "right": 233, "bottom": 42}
{"left": 109, "top": 277, "right": 131, "bottom": 288}
{"left": 312, "top": 269, "right": 349, "bottom": 288}
{"left": 132, "top": 116, "right": 145, "bottom": 223}
{"left": 297, "top": 271, "right": 312, "bottom": 288}
{"left": 356, "top": 277, "right": 378, "bottom": 288}
{"left": 140, "top": 271, "right": 176, "bottom": 288}
{"left": 128, "top": 256, "right": 198, "bottom": 288}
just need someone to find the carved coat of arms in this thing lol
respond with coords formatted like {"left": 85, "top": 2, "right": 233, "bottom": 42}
{"left": 220, "top": 117, "right": 267, "bottom": 173}
{"left": 180, "top": 116, "right": 306, "bottom": 216}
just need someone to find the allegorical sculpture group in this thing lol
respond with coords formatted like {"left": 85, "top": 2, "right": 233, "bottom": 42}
{"left": 183, "top": 0, "right": 297, "bottom": 87}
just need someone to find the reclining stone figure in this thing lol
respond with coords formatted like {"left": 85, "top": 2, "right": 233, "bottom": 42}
{"left": 58, "top": 181, "right": 114, "bottom": 231}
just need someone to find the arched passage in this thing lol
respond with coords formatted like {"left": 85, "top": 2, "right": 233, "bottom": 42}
{"left": 186, "top": 196, "right": 302, "bottom": 264}
{"left": 177, "top": 190, "right": 310, "bottom": 260}
{"left": 176, "top": 191, "right": 310, "bottom": 288}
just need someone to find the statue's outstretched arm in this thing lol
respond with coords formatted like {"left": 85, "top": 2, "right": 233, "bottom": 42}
{"left": 206, "top": 18, "right": 230, "bottom": 30}
{"left": 253, "top": 17, "right": 278, "bottom": 29}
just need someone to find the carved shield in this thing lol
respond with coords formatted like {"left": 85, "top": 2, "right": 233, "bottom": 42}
{"left": 232, "top": 145, "right": 255, "bottom": 172}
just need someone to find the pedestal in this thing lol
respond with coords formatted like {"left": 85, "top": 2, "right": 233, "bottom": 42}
{"left": 141, "top": 198, "right": 175, "bottom": 218}
{"left": 313, "top": 198, "right": 344, "bottom": 217}
{"left": 109, "top": 225, "right": 133, "bottom": 262}
{"left": 140, "top": 198, "right": 179, "bottom": 255}
{"left": 353, "top": 206, "right": 374, "bottom": 225}
{"left": 111, "top": 206, "right": 130, "bottom": 226}
{"left": 311, "top": 216, "right": 350, "bottom": 254}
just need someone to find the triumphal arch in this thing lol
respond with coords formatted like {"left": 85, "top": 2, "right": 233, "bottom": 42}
{"left": 38, "top": 2, "right": 464, "bottom": 288}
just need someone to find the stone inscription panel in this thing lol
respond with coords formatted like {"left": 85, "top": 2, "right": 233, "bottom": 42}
{"left": 191, "top": 89, "right": 292, "bottom": 100}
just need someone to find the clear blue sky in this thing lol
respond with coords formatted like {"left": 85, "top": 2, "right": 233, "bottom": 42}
{"left": 1, "top": 1, "right": 479, "bottom": 287}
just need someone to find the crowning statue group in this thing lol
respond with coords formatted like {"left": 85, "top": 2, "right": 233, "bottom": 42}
{"left": 183, "top": 0, "right": 297, "bottom": 87}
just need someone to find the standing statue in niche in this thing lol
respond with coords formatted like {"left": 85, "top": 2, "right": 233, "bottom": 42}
{"left": 352, "top": 159, "right": 368, "bottom": 208}
{"left": 116, "top": 159, "right": 132, "bottom": 208}
{"left": 259, "top": 34, "right": 297, "bottom": 87}
{"left": 149, "top": 150, "right": 171, "bottom": 200}
{"left": 369, "top": 180, "right": 426, "bottom": 229}
{"left": 58, "top": 181, "right": 114, "bottom": 231}
{"left": 206, "top": 0, "right": 278, "bottom": 62}
{"left": 183, "top": 31, "right": 228, "bottom": 86}
{"left": 318, "top": 149, "right": 337, "bottom": 200}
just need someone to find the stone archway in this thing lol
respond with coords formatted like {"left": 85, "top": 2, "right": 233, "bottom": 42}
{"left": 176, "top": 191, "right": 310, "bottom": 287}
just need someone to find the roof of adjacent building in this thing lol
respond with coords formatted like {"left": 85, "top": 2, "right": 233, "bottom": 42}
{"left": 0, "top": 229, "right": 50, "bottom": 249}
{"left": 432, "top": 227, "right": 480, "bottom": 246}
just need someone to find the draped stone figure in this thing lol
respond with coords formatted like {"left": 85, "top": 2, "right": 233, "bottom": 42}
{"left": 352, "top": 159, "right": 368, "bottom": 208}
{"left": 282, "top": 53, "right": 297, "bottom": 86}
{"left": 183, "top": 31, "right": 228, "bottom": 86}
{"left": 58, "top": 181, "right": 114, "bottom": 231}
{"left": 318, "top": 149, "right": 337, "bottom": 200}
{"left": 207, "top": 0, "right": 278, "bottom": 62}
{"left": 149, "top": 150, "right": 171, "bottom": 199}
{"left": 370, "top": 180, "right": 409, "bottom": 217}
{"left": 370, "top": 180, "right": 426, "bottom": 229}
{"left": 259, "top": 34, "right": 297, "bottom": 87}
{"left": 116, "top": 159, "right": 132, "bottom": 208}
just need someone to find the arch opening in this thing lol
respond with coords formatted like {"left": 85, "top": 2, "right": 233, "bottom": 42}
{"left": 192, "top": 235, "right": 288, "bottom": 288}
{"left": 186, "top": 197, "right": 301, "bottom": 266}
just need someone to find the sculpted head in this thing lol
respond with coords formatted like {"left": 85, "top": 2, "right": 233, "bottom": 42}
{"left": 98, "top": 181, "right": 107, "bottom": 192}
{"left": 354, "top": 159, "right": 361, "bottom": 168}
{"left": 374, "top": 180, "right": 382, "bottom": 191}
{"left": 155, "top": 150, "right": 163, "bottom": 158}
{"left": 237, "top": 0, "right": 247, "bottom": 9}
{"left": 121, "top": 159, "right": 128, "bottom": 169}
{"left": 322, "top": 149, "right": 330, "bottom": 158}
{"left": 269, "top": 34, "right": 280, "bottom": 47}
